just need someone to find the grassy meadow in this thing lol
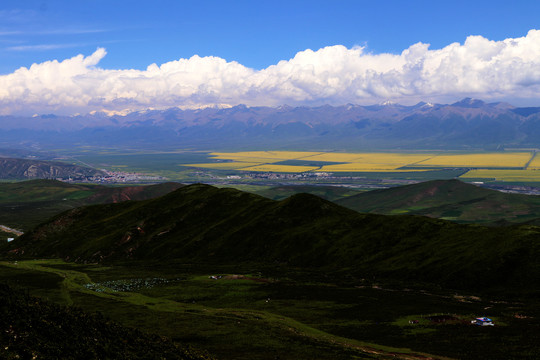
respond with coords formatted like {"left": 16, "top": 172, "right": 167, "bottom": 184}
{"left": 1, "top": 259, "right": 538, "bottom": 360}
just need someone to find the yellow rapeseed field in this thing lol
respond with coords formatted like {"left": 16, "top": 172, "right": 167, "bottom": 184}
{"left": 188, "top": 151, "right": 536, "bottom": 174}
{"left": 415, "top": 152, "right": 532, "bottom": 168}
{"left": 460, "top": 169, "right": 540, "bottom": 182}
{"left": 187, "top": 162, "right": 262, "bottom": 170}
{"left": 304, "top": 152, "right": 434, "bottom": 165}
{"left": 319, "top": 163, "right": 427, "bottom": 172}
{"left": 210, "top": 151, "right": 323, "bottom": 161}
{"left": 211, "top": 156, "right": 286, "bottom": 163}
{"left": 240, "top": 164, "right": 320, "bottom": 173}
{"left": 525, "top": 153, "right": 540, "bottom": 170}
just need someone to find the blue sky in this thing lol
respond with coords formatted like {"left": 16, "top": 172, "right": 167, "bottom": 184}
{"left": 1, "top": 0, "right": 540, "bottom": 114}
{"left": 2, "top": 0, "right": 539, "bottom": 72}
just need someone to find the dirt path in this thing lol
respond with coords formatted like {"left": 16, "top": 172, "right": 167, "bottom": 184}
{"left": 0, "top": 225, "right": 23, "bottom": 237}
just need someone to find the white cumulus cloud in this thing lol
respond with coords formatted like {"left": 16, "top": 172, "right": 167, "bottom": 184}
{"left": 2, "top": 30, "right": 540, "bottom": 115}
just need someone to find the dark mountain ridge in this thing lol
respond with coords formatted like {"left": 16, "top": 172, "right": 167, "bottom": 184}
{"left": 4, "top": 183, "right": 539, "bottom": 292}
{"left": 2, "top": 98, "right": 540, "bottom": 150}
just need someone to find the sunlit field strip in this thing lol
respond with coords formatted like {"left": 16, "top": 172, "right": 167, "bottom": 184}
{"left": 304, "top": 153, "right": 435, "bottom": 165}
{"left": 240, "top": 164, "right": 320, "bottom": 173}
{"left": 293, "top": 153, "right": 367, "bottom": 162}
{"left": 460, "top": 169, "right": 540, "bottom": 181}
{"left": 210, "top": 151, "right": 324, "bottom": 160}
{"left": 207, "top": 156, "right": 289, "bottom": 164}
{"left": 319, "top": 163, "right": 402, "bottom": 171}
{"left": 415, "top": 152, "right": 532, "bottom": 168}
{"left": 319, "top": 163, "right": 429, "bottom": 172}
{"left": 187, "top": 162, "right": 263, "bottom": 170}
{"left": 210, "top": 151, "right": 436, "bottom": 167}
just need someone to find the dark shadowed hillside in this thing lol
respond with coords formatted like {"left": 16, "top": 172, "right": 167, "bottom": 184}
{"left": 4, "top": 183, "right": 540, "bottom": 292}
{"left": 254, "top": 185, "right": 363, "bottom": 201}
{"left": 0, "top": 179, "right": 184, "bottom": 231}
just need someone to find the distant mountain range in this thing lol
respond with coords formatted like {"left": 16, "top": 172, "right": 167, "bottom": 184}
{"left": 2, "top": 98, "right": 540, "bottom": 150}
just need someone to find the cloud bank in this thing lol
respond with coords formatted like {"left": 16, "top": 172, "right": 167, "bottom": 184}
{"left": 2, "top": 30, "right": 540, "bottom": 115}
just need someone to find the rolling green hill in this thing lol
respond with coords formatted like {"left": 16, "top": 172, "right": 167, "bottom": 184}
{"left": 0, "top": 179, "right": 183, "bottom": 231}
{"left": 4, "top": 183, "right": 540, "bottom": 292}
{"left": 336, "top": 179, "right": 540, "bottom": 225}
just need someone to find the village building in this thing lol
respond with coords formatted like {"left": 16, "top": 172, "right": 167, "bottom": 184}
{"left": 473, "top": 317, "right": 494, "bottom": 326}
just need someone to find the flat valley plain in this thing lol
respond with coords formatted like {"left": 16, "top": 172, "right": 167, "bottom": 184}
{"left": 67, "top": 148, "right": 540, "bottom": 185}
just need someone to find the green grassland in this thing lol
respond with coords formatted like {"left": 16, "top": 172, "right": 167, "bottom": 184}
{"left": 72, "top": 151, "right": 215, "bottom": 180}
{"left": 0, "top": 230, "right": 14, "bottom": 240}
{"left": 0, "top": 281, "right": 209, "bottom": 360}
{"left": 0, "top": 259, "right": 538, "bottom": 359}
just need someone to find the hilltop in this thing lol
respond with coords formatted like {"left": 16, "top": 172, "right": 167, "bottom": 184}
{"left": 5, "top": 183, "right": 540, "bottom": 292}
